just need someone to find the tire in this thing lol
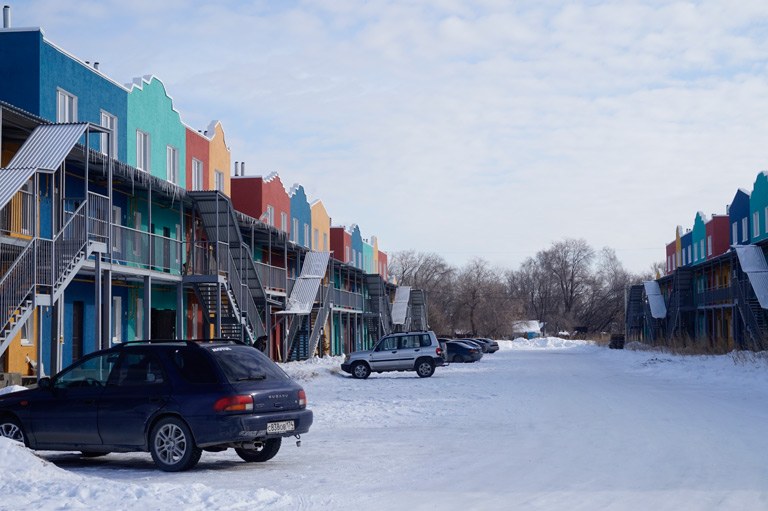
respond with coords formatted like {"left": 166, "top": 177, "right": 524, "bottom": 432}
{"left": 149, "top": 417, "right": 202, "bottom": 472}
{"left": 415, "top": 359, "right": 435, "bottom": 378}
{"left": 0, "top": 416, "right": 26, "bottom": 445}
{"left": 452, "top": 354, "right": 464, "bottom": 363}
{"left": 235, "top": 438, "right": 282, "bottom": 463}
{"left": 351, "top": 361, "right": 371, "bottom": 379}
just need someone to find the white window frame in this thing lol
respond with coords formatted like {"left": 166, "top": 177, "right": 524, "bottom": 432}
{"left": 266, "top": 205, "right": 275, "bottom": 227}
{"left": 700, "top": 239, "right": 705, "bottom": 259}
{"left": 345, "top": 246, "right": 350, "bottom": 263}
{"left": 112, "top": 206, "right": 122, "bottom": 253}
{"left": 313, "top": 228, "right": 319, "bottom": 250}
{"left": 281, "top": 212, "right": 288, "bottom": 233}
{"left": 136, "top": 130, "right": 150, "bottom": 172}
{"left": 100, "top": 110, "right": 117, "bottom": 157}
{"left": 192, "top": 158, "right": 204, "bottom": 191}
{"left": 166, "top": 145, "right": 179, "bottom": 185}
{"left": 753, "top": 211, "right": 760, "bottom": 238}
{"left": 215, "top": 170, "right": 224, "bottom": 191}
{"left": 56, "top": 88, "right": 77, "bottom": 123}
{"left": 707, "top": 235, "right": 712, "bottom": 256}
{"left": 292, "top": 218, "right": 299, "bottom": 243}
{"left": 323, "top": 233, "right": 328, "bottom": 252}
{"left": 743, "top": 217, "right": 748, "bottom": 242}
{"left": 304, "top": 223, "right": 309, "bottom": 248}
{"left": 732, "top": 222, "right": 738, "bottom": 244}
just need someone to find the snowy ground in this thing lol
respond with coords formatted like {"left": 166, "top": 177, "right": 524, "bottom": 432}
{"left": 2, "top": 338, "right": 767, "bottom": 511}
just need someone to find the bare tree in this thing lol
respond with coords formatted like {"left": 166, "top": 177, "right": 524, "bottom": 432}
{"left": 542, "top": 238, "right": 595, "bottom": 316}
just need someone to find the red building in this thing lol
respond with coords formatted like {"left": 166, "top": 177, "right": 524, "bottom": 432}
{"left": 185, "top": 127, "right": 209, "bottom": 192}
{"left": 378, "top": 250, "right": 388, "bottom": 279}
{"left": 705, "top": 215, "right": 730, "bottom": 261}
{"left": 231, "top": 172, "right": 291, "bottom": 234}
{"left": 665, "top": 240, "right": 676, "bottom": 275}
{"left": 330, "top": 226, "right": 352, "bottom": 264}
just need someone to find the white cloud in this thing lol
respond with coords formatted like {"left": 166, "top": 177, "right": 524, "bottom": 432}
{"left": 14, "top": 0, "right": 768, "bottom": 272}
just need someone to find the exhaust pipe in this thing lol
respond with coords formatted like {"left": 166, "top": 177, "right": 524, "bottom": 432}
{"left": 3, "top": 5, "right": 11, "bottom": 29}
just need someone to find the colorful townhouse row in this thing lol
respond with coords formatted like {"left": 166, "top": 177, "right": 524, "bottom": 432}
{"left": 0, "top": 12, "right": 428, "bottom": 379}
{"left": 626, "top": 171, "right": 768, "bottom": 352}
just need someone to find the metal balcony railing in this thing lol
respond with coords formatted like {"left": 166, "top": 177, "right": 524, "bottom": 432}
{"left": 255, "top": 261, "right": 288, "bottom": 291}
{"left": 0, "top": 239, "right": 36, "bottom": 337}
{"left": 0, "top": 189, "right": 33, "bottom": 238}
{"left": 332, "top": 288, "right": 364, "bottom": 310}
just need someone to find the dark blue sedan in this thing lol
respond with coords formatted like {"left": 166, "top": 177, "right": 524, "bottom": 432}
{"left": 0, "top": 340, "right": 312, "bottom": 471}
{"left": 445, "top": 340, "right": 483, "bottom": 363}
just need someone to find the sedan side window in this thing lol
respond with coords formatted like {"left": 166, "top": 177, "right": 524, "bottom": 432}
{"left": 54, "top": 353, "right": 117, "bottom": 389}
{"left": 114, "top": 352, "right": 165, "bottom": 387}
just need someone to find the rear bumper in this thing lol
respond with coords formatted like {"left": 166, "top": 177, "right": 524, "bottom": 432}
{"left": 340, "top": 363, "right": 353, "bottom": 374}
{"left": 190, "top": 408, "right": 314, "bottom": 448}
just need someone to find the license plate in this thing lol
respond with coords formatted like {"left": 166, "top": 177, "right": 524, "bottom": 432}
{"left": 267, "top": 420, "right": 295, "bottom": 434}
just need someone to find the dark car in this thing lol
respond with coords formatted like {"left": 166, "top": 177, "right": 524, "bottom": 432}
{"left": 445, "top": 340, "right": 483, "bottom": 363}
{"left": 472, "top": 338, "right": 500, "bottom": 353}
{"left": 458, "top": 338, "right": 487, "bottom": 352}
{"left": 0, "top": 339, "right": 313, "bottom": 472}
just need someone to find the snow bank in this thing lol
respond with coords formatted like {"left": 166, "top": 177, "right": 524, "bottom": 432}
{"left": 0, "top": 385, "right": 27, "bottom": 396}
{"left": 498, "top": 336, "right": 597, "bottom": 351}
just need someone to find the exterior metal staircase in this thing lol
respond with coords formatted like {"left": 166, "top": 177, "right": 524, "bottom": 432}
{"left": 409, "top": 289, "right": 428, "bottom": 331}
{"left": 624, "top": 284, "right": 645, "bottom": 341}
{"left": 364, "top": 274, "right": 393, "bottom": 339}
{"left": 188, "top": 191, "right": 270, "bottom": 342}
{"left": 665, "top": 268, "right": 693, "bottom": 340}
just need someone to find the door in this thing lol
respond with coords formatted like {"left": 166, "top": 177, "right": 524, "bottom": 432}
{"left": 99, "top": 350, "right": 170, "bottom": 447}
{"left": 30, "top": 352, "right": 117, "bottom": 447}
{"left": 368, "top": 335, "right": 401, "bottom": 371}
{"left": 72, "top": 301, "right": 84, "bottom": 362}
{"left": 151, "top": 309, "right": 176, "bottom": 340}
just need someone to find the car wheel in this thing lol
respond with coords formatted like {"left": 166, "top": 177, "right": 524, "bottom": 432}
{"left": 235, "top": 438, "right": 282, "bottom": 463}
{"left": 415, "top": 359, "right": 435, "bottom": 378}
{"left": 149, "top": 417, "right": 202, "bottom": 472}
{"left": 351, "top": 361, "right": 370, "bottom": 379}
{"left": 0, "top": 416, "right": 26, "bottom": 445}
{"left": 452, "top": 354, "right": 463, "bottom": 363}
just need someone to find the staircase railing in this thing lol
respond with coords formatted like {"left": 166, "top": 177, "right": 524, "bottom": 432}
{"left": 307, "top": 284, "right": 332, "bottom": 358}
{"left": 734, "top": 273, "right": 765, "bottom": 351}
{"left": 224, "top": 244, "right": 266, "bottom": 341}
{"left": 0, "top": 239, "right": 37, "bottom": 339}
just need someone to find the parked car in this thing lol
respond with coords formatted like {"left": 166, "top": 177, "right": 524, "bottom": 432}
{"left": 445, "top": 340, "right": 483, "bottom": 363}
{"left": 0, "top": 339, "right": 313, "bottom": 472}
{"left": 458, "top": 338, "right": 486, "bottom": 352}
{"left": 341, "top": 331, "right": 445, "bottom": 379}
{"left": 472, "top": 338, "right": 500, "bottom": 353}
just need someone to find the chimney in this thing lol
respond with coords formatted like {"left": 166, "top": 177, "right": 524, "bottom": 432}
{"left": 94, "top": 62, "right": 100, "bottom": 70}
{"left": 3, "top": 6, "right": 11, "bottom": 29}
{"left": 234, "top": 161, "right": 240, "bottom": 177}
{"left": 241, "top": 162, "right": 245, "bottom": 175}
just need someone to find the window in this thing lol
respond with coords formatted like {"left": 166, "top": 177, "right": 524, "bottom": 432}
{"left": 115, "top": 352, "right": 165, "bottom": 386}
{"left": 280, "top": 212, "right": 288, "bottom": 233}
{"left": 707, "top": 236, "right": 712, "bottom": 256}
{"left": 376, "top": 336, "right": 398, "bottom": 351}
{"left": 323, "top": 233, "right": 328, "bottom": 252}
{"left": 136, "top": 130, "right": 150, "bottom": 171}
{"left": 743, "top": 218, "right": 748, "bottom": 242}
{"left": 358, "top": 253, "right": 362, "bottom": 269}
{"left": 345, "top": 246, "right": 350, "bottom": 263}
{"left": 687, "top": 246, "right": 691, "bottom": 263}
{"left": 100, "top": 111, "right": 117, "bottom": 157}
{"left": 192, "top": 158, "right": 204, "bottom": 190}
{"left": 166, "top": 146, "right": 179, "bottom": 184}
{"left": 304, "top": 223, "right": 309, "bottom": 248}
{"left": 765, "top": 206, "right": 768, "bottom": 235}
{"left": 352, "top": 248, "right": 356, "bottom": 265}
{"left": 700, "top": 239, "right": 705, "bottom": 259}
{"left": 693, "top": 243, "right": 698, "bottom": 262}
{"left": 54, "top": 352, "right": 116, "bottom": 389}
{"left": 56, "top": 89, "right": 77, "bottom": 122}
{"left": 292, "top": 218, "right": 299, "bottom": 242}
{"left": 732, "top": 222, "right": 738, "bottom": 244}
{"left": 112, "top": 296, "right": 122, "bottom": 343}
{"left": 136, "top": 297, "right": 144, "bottom": 340}
{"left": 753, "top": 211, "right": 760, "bottom": 238}
{"left": 215, "top": 170, "right": 224, "bottom": 191}
{"left": 313, "top": 228, "right": 319, "bottom": 250}
{"left": 112, "top": 206, "right": 122, "bottom": 253}
{"left": 266, "top": 205, "right": 275, "bottom": 226}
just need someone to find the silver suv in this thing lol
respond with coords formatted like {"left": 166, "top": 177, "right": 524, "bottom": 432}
{"left": 341, "top": 331, "right": 445, "bottom": 379}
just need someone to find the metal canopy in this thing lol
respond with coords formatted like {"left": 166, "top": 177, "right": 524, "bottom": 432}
{"left": 281, "top": 251, "right": 331, "bottom": 315}
{"left": 391, "top": 286, "right": 411, "bottom": 325}
{"left": 734, "top": 245, "right": 768, "bottom": 309}
{"left": 0, "top": 123, "right": 89, "bottom": 210}
{"left": 643, "top": 280, "right": 667, "bottom": 319}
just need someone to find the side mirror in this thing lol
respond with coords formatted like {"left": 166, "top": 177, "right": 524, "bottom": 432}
{"left": 37, "top": 377, "right": 52, "bottom": 390}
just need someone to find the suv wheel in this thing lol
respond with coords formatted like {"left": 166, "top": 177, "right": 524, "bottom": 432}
{"left": 352, "top": 361, "right": 371, "bottom": 379}
{"left": 415, "top": 359, "right": 435, "bottom": 378}
{"left": 149, "top": 417, "right": 202, "bottom": 472}
{"left": 236, "top": 438, "right": 282, "bottom": 463}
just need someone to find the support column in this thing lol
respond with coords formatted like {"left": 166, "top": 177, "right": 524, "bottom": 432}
{"left": 101, "top": 270, "right": 111, "bottom": 350}
{"left": 94, "top": 258, "right": 102, "bottom": 347}
{"left": 176, "top": 283, "right": 184, "bottom": 340}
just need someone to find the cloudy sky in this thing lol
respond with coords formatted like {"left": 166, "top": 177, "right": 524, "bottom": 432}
{"left": 13, "top": 1, "right": 768, "bottom": 273}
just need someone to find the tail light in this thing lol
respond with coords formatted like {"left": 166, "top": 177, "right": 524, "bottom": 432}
{"left": 213, "top": 395, "right": 253, "bottom": 412}
{"left": 298, "top": 389, "right": 307, "bottom": 409}
{"left": 436, "top": 347, "right": 443, "bottom": 357}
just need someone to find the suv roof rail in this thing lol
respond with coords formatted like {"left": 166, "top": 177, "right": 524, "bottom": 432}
{"left": 121, "top": 338, "right": 246, "bottom": 347}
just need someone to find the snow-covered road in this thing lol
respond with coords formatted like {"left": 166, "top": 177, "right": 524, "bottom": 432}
{"left": 2, "top": 339, "right": 767, "bottom": 510}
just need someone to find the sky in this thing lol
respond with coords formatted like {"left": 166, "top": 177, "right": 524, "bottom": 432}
{"left": 11, "top": 0, "right": 768, "bottom": 273}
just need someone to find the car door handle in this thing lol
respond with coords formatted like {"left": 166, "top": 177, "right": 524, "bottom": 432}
{"left": 391, "top": 350, "right": 398, "bottom": 353}
{"left": 414, "top": 349, "right": 421, "bottom": 352}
